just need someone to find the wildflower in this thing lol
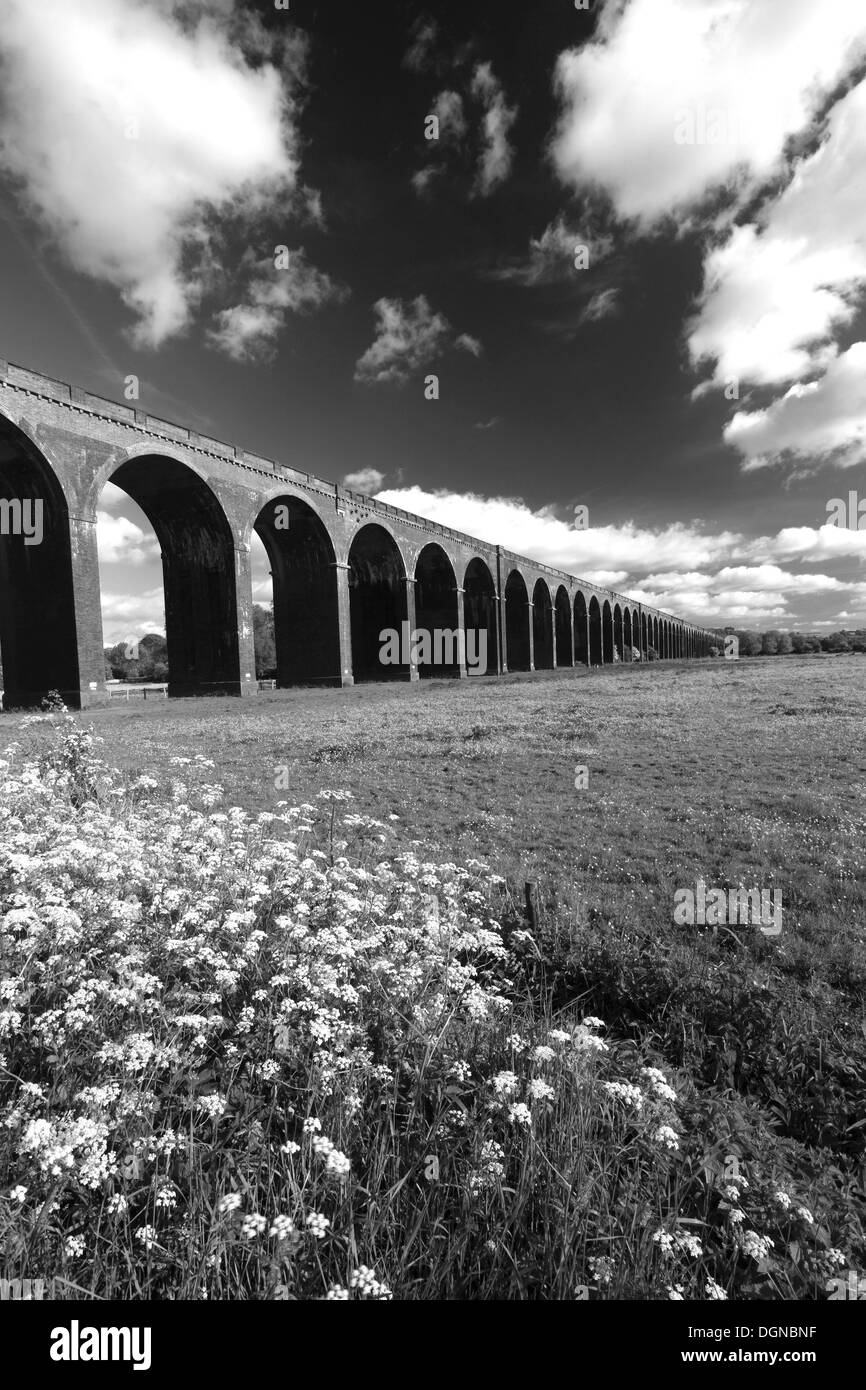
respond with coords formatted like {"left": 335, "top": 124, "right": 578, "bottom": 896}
{"left": 303, "top": 1117, "right": 322, "bottom": 1135}
{"left": 64, "top": 1235, "right": 85, "bottom": 1258}
{"left": 155, "top": 1184, "right": 177, "bottom": 1210}
{"left": 641, "top": 1067, "right": 678, "bottom": 1103}
{"left": 505, "top": 1033, "right": 529, "bottom": 1052}
{"left": 740, "top": 1230, "right": 774, "bottom": 1263}
{"left": 446, "top": 1060, "right": 472, "bottom": 1083}
{"left": 706, "top": 1278, "right": 728, "bottom": 1300}
{"left": 269, "top": 1215, "right": 295, "bottom": 1241}
{"left": 280, "top": 1141, "right": 300, "bottom": 1157}
{"left": 325, "top": 1149, "right": 352, "bottom": 1178}
{"left": 10, "top": 1185, "right": 27, "bottom": 1202}
{"left": 197, "top": 1094, "right": 226, "bottom": 1119}
{"left": 653, "top": 1125, "right": 680, "bottom": 1151}
{"left": 773, "top": 1191, "right": 792, "bottom": 1210}
{"left": 218, "top": 1193, "right": 243, "bottom": 1214}
{"left": 532, "top": 1045, "right": 555, "bottom": 1064}
{"left": 667, "top": 1284, "right": 685, "bottom": 1300}
{"left": 241, "top": 1213, "right": 267, "bottom": 1239}
{"left": 107, "top": 1194, "right": 128, "bottom": 1216}
{"left": 548, "top": 1029, "right": 571, "bottom": 1045}
{"left": 260, "top": 1060, "right": 280, "bottom": 1081}
{"left": 135, "top": 1226, "right": 157, "bottom": 1251}
{"left": 603, "top": 1081, "right": 644, "bottom": 1111}
{"left": 507, "top": 1102, "right": 532, "bottom": 1127}
{"left": 796, "top": 1207, "right": 814, "bottom": 1225}
{"left": 728, "top": 1209, "right": 745, "bottom": 1226}
{"left": 528, "top": 1078, "right": 555, "bottom": 1103}
{"left": 589, "top": 1255, "right": 615, "bottom": 1286}
{"left": 350, "top": 1265, "right": 392, "bottom": 1299}
{"left": 582, "top": 1016, "right": 605, "bottom": 1031}
{"left": 722, "top": 1185, "right": 741, "bottom": 1201}
{"left": 491, "top": 1070, "right": 519, "bottom": 1098}
{"left": 306, "top": 1212, "right": 330, "bottom": 1239}
{"left": 326, "top": 1285, "right": 349, "bottom": 1300}
{"left": 653, "top": 1230, "right": 675, "bottom": 1256}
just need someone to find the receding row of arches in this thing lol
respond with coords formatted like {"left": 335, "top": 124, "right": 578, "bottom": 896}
{"left": 0, "top": 421, "right": 712, "bottom": 708}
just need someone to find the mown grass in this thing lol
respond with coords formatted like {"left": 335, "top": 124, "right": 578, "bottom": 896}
{"left": 1, "top": 655, "right": 864, "bottom": 1299}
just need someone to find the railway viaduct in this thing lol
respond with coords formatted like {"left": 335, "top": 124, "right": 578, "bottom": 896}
{"left": 0, "top": 358, "right": 719, "bottom": 710}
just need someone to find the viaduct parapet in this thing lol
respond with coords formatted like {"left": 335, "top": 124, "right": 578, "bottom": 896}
{"left": 0, "top": 358, "right": 720, "bottom": 709}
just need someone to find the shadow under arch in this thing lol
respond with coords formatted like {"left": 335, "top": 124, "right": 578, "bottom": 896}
{"left": 349, "top": 523, "right": 408, "bottom": 681}
{"left": 554, "top": 585, "right": 572, "bottom": 667}
{"left": 602, "top": 599, "right": 614, "bottom": 664}
{"left": 504, "top": 569, "right": 530, "bottom": 671}
{"left": 108, "top": 454, "right": 240, "bottom": 697}
{"left": 0, "top": 413, "right": 79, "bottom": 708}
{"left": 588, "top": 595, "right": 602, "bottom": 665}
{"left": 254, "top": 495, "right": 341, "bottom": 686}
{"left": 414, "top": 542, "right": 459, "bottom": 677}
{"left": 574, "top": 590, "right": 589, "bottom": 666}
{"left": 463, "top": 557, "right": 498, "bottom": 676}
{"left": 532, "top": 579, "right": 554, "bottom": 670}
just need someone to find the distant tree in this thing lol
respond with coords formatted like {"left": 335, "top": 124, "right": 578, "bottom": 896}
{"left": 736, "top": 630, "right": 763, "bottom": 656}
{"left": 761, "top": 630, "right": 781, "bottom": 655}
{"left": 849, "top": 629, "right": 866, "bottom": 653}
{"left": 822, "top": 631, "right": 851, "bottom": 653}
{"left": 776, "top": 632, "right": 793, "bottom": 654}
{"left": 789, "top": 632, "right": 807, "bottom": 653}
{"left": 253, "top": 605, "right": 276, "bottom": 678}
{"left": 802, "top": 633, "right": 823, "bottom": 653}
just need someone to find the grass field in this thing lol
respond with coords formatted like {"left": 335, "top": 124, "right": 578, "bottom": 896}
{"left": 2, "top": 655, "right": 865, "bottom": 1299}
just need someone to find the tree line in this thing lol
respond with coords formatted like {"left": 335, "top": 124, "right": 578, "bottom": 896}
{"left": 104, "top": 608, "right": 278, "bottom": 683}
{"left": 722, "top": 628, "right": 866, "bottom": 656}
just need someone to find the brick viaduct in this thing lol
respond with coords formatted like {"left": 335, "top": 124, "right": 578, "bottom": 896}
{"left": 0, "top": 359, "right": 719, "bottom": 710}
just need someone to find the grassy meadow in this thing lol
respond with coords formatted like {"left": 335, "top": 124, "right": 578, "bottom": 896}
{"left": 1, "top": 655, "right": 864, "bottom": 1299}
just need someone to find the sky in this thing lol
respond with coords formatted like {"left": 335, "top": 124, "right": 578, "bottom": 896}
{"left": 1, "top": 0, "right": 865, "bottom": 645}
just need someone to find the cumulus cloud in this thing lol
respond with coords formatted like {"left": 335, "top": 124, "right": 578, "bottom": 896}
{"left": 403, "top": 16, "right": 439, "bottom": 73}
{"left": 372, "top": 484, "right": 866, "bottom": 626}
{"left": 354, "top": 297, "right": 482, "bottom": 386}
{"left": 723, "top": 343, "right": 866, "bottom": 471}
{"left": 96, "top": 512, "right": 160, "bottom": 566}
{"left": 471, "top": 62, "right": 518, "bottom": 196}
{"left": 411, "top": 58, "right": 517, "bottom": 198}
{"left": 0, "top": 0, "right": 304, "bottom": 346}
{"left": 493, "top": 213, "right": 615, "bottom": 287}
{"left": 208, "top": 249, "right": 348, "bottom": 361}
{"left": 342, "top": 468, "right": 385, "bottom": 496}
{"left": 100, "top": 589, "right": 165, "bottom": 645}
{"left": 550, "top": 0, "right": 866, "bottom": 226}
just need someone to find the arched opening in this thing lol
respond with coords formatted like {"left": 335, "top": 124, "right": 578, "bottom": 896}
{"left": 641, "top": 612, "right": 648, "bottom": 660}
{"left": 349, "top": 523, "right": 408, "bottom": 682}
{"left": 588, "top": 595, "right": 602, "bottom": 665}
{"left": 554, "top": 586, "right": 572, "bottom": 667}
{"left": 464, "top": 557, "right": 498, "bottom": 676}
{"left": 0, "top": 415, "right": 79, "bottom": 708}
{"left": 106, "top": 454, "right": 240, "bottom": 698}
{"left": 255, "top": 496, "right": 340, "bottom": 687}
{"left": 414, "top": 543, "right": 459, "bottom": 678}
{"left": 623, "top": 607, "right": 633, "bottom": 662}
{"left": 532, "top": 579, "right": 554, "bottom": 670}
{"left": 602, "top": 600, "right": 614, "bottom": 664}
{"left": 613, "top": 603, "right": 624, "bottom": 662}
{"left": 504, "top": 569, "right": 531, "bottom": 671}
{"left": 652, "top": 616, "right": 659, "bottom": 657}
{"left": 574, "top": 590, "right": 589, "bottom": 665}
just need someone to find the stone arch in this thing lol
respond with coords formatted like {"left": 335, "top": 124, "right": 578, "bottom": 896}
{"left": 107, "top": 453, "right": 240, "bottom": 698}
{"left": 574, "top": 589, "right": 589, "bottom": 665}
{"left": 652, "top": 616, "right": 659, "bottom": 656}
{"left": 0, "top": 411, "right": 80, "bottom": 708}
{"left": 532, "top": 579, "right": 554, "bottom": 670}
{"left": 588, "top": 594, "right": 602, "bottom": 665}
{"left": 602, "top": 599, "right": 614, "bottom": 664}
{"left": 348, "top": 523, "right": 408, "bottom": 682}
{"left": 464, "top": 557, "right": 498, "bottom": 676}
{"left": 641, "top": 612, "right": 648, "bottom": 660}
{"left": 254, "top": 495, "right": 341, "bottom": 687}
{"left": 623, "top": 606, "right": 633, "bottom": 662}
{"left": 554, "top": 585, "right": 572, "bottom": 667}
{"left": 504, "top": 569, "right": 531, "bottom": 671}
{"left": 414, "top": 542, "right": 459, "bottom": 678}
{"left": 613, "top": 602, "right": 624, "bottom": 662}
